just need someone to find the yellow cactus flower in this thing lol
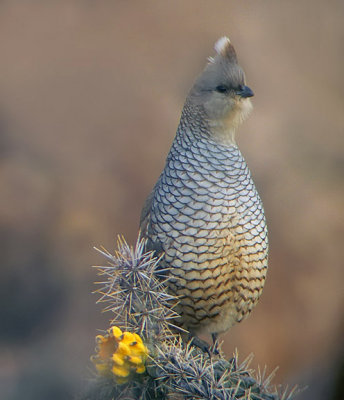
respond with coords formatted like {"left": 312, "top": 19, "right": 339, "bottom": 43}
{"left": 91, "top": 326, "right": 148, "bottom": 384}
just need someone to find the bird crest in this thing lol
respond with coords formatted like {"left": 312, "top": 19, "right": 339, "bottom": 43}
{"left": 210, "top": 36, "right": 238, "bottom": 64}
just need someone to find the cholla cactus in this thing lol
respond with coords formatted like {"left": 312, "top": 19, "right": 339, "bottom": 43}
{"left": 79, "top": 236, "right": 298, "bottom": 400}
{"left": 149, "top": 340, "right": 297, "bottom": 400}
{"left": 93, "top": 236, "right": 181, "bottom": 343}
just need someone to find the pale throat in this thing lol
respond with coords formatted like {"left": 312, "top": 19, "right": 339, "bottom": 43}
{"left": 209, "top": 99, "right": 252, "bottom": 145}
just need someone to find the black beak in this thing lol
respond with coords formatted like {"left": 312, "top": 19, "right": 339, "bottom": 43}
{"left": 237, "top": 85, "right": 254, "bottom": 98}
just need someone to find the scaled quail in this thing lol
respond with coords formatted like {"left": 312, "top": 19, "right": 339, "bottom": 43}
{"left": 140, "top": 37, "right": 268, "bottom": 341}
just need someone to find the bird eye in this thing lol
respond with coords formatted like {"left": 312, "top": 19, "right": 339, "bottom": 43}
{"left": 215, "top": 85, "right": 229, "bottom": 94}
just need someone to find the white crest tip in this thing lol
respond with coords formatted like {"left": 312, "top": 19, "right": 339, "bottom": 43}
{"left": 214, "top": 36, "right": 231, "bottom": 55}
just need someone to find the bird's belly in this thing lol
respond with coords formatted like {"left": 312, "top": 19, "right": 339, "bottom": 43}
{"left": 153, "top": 196, "right": 268, "bottom": 334}
{"left": 149, "top": 159, "right": 269, "bottom": 334}
{"left": 167, "top": 232, "right": 267, "bottom": 334}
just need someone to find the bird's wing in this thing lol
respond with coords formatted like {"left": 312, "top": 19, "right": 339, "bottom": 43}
{"left": 139, "top": 188, "right": 166, "bottom": 264}
{"left": 140, "top": 189, "right": 154, "bottom": 238}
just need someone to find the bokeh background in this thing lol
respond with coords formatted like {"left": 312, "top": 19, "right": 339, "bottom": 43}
{"left": 0, "top": 1, "right": 343, "bottom": 399}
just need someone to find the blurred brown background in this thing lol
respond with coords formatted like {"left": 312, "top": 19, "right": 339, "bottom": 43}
{"left": 0, "top": 1, "right": 343, "bottom": 399}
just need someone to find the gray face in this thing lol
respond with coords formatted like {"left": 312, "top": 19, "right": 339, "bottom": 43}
{"left": 187, "top": 47, "right": 253, "bottom": 124}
